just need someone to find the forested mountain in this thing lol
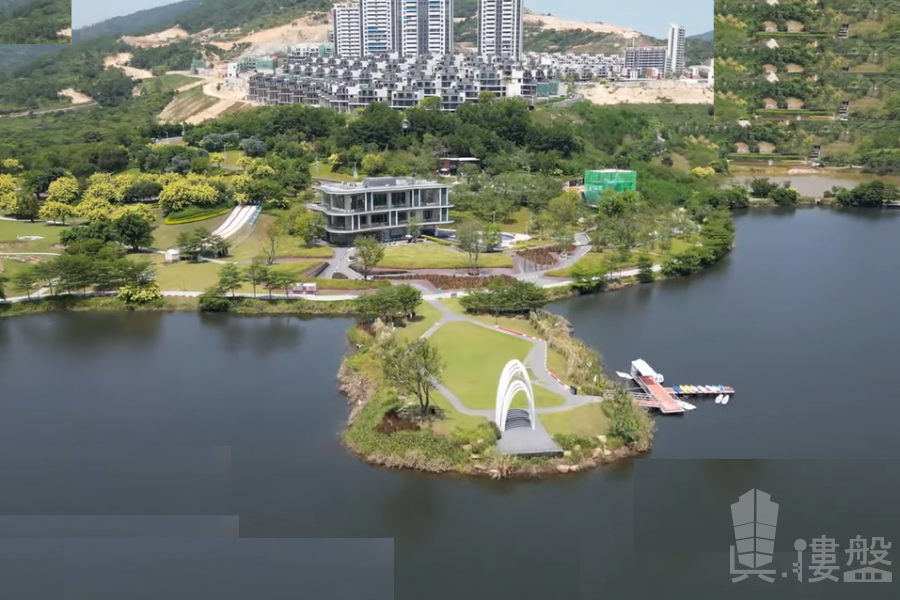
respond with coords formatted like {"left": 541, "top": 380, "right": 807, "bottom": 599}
{"left": 0, "top": 0, "right": 71, "bottom": 44}
{"left": 149, "top": 0, "right": 331, "bottom": 34}
{"left": 689, "top": 31, "right": 713, "bottom": 42}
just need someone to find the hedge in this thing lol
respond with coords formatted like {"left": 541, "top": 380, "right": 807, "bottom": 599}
{"left": 163, "top": 206, "right": 232, "bottom": 225}
{"left": 421, "top": 234, "right": 456, "bottom": 246}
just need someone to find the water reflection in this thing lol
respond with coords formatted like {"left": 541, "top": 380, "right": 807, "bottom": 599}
{"left": 197, "top": 314, "right": 308, "bottom": 356}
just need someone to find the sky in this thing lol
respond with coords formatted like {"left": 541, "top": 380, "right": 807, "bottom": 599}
{"left": 73, "top": 0, "right": 713, "bottom": 36}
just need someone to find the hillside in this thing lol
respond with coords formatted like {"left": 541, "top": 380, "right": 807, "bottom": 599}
{"left": 0, "top": 0, "right": 71, "bottom": 44}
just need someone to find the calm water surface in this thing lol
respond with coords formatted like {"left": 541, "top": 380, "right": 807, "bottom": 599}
{"left": 730, "top": 172, "right": 900, "bottom": 197}
{"left": 2, "top": 209, "right": 899, "bottom": 599}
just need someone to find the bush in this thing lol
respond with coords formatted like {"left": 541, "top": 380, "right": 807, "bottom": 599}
{"left": 460, "top": 279, "right": 548, "bottom": 314}
{"left": 553, "top": 433, "right": 600, "bottom": 452}
{"left": 198, "top": 287, "right": 231, "bottom": 312}
{"left": 332, "top": 272, "right": 348, "bottom": 279}
{"left": 606, "top": 389, "right": 655, "bottom": 452}
{"left": 117, "top": 282, "right": 162, "bottom": 304}
{"left": 420, "top": 234, "right": 456, "bottom": 247}
{"left": 164, "top": 206, "right": 231, "bottom": 225}
{"left": 378, "top": 273, "right": 514, "bottom": 290}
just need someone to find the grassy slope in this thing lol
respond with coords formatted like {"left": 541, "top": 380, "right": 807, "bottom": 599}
{"left": 430, "top": 321, "right": 565, "bottom": 410}
{"left": 380, "top": 243, "right": 512, "bottom": 269}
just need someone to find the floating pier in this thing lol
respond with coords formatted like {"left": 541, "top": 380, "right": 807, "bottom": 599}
{"left": 624, "top": 359, "right": 735, "bottom": 414}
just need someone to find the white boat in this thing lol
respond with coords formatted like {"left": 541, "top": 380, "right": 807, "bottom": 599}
{"left": 715, "top": 394, "right": 723, "bottom": 404}
{"left": 722, "top": 395, "right": 730, "bottom": 405}
{"left": 616, "top": 371, "right": 634, "bottom": 380}
{"left": 703, "top": 386, "right": 714, "bottom": 393}
{"left": 676, "top": 399, "right": 696, "bottom": 411}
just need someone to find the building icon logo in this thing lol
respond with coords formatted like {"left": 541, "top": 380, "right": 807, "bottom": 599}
{"left": 729, "top": 490, "right": 893, "bottom": 583}
{"left": 730, "top": 489, "right": 779, "bottom": 582}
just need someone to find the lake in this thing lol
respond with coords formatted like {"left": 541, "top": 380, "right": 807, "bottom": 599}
{"left": 730, "top": 172, "right": 900, "bottom": 197}
{"left": 2, "top": 209, "right": 900, "bottom": 599}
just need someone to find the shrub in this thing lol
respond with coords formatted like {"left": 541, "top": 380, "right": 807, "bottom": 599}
{"left": 420, "top": 234, "right": 456, "bottom": 247}
{"left": 377, "top": 273, "right": 514, "bottom": 290}
{"left": 553, "top": 433, "right": 599, "bottom": 452}
{"left": 605, "top": 389, "right": 655, "bottom": 452}
{"left": 117, "top": 282, "right": 162, "bottom": 304}
{"left": 460, "top": 279, "right": 548, "bottom": 314}
{"left": 198, "top": 287, "right": 231, "bottom": 312}
{"left": 332, "top": 272, "right": 348, "bottom": 279}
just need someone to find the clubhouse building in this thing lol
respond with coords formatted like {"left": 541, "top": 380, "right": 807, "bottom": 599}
{"left": 310, "top": 177, "right": 453, "bottom": 245}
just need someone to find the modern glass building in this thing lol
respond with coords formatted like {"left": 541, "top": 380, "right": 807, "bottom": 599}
{"left": 310, "top": 177, "right": 454, "bottom": 245}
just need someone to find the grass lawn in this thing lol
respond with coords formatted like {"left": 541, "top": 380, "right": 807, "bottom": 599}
{"left": 380, "top": 242, "right": 512, "bottom": 269}
{"left": 144, "top": 255, "right": 325, "bottom": 292}
{"left": 430, "top": 321, "right": 565, "bottom": 410}
{"left": 113, "top": 167, "right": 142, "bottom": 176}
{"left": 0, "top": 257, "right": 36, "bottom": 294}
{"left": 310, "top": 162, "right": 360, "bottom": 182}
{"left": 440, "top": 297, "right": 570, "bottom": 379}
{"left": 221, "top": 149, "right": 245, "bottom": 167}
{"left": 142, "top": 74, "right": 201, "bottom": 93}
{"left": 541, "top": 403, "right": 609, "bottom": 437}
{"left": 499, "top": 207, "right": 531, "bottom": 234}
{"left": 427, "top": 391, "right": 490, "bottom": 436}
{"left": 395, "top": 301, "right": 441, "bottom": 342}
{"left": 229, "top": 214, "right": 333, "bottom": 261}
{"left": 151, "top": 211, "right": 231, "bottom": 250}
{"left": 0, "top": 219, "right": 70, "bottom": 253}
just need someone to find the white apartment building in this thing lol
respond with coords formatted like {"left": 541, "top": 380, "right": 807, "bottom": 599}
{"left": 361, "top": 0, "right": 398, "bottom": 55}
{"left": 665, "top": 23, "right": 686, "bottom": 75}
{"left": 400, "top": 0, "right": 454, "bottom": 56}
{"left": 478, "top": 0, "right": 524, "bottom": 60}
{"left": 333, "top": 3, "right": 362, "bottom": 57}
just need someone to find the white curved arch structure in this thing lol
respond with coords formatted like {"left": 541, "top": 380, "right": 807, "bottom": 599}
{"left": 495, "top": 360, "right": 536, "bottom": 433}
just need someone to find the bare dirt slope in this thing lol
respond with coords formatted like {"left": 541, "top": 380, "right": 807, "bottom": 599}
{"left": 58, "top": 89, "right": 92, "bottom": 104}
{"left": 582, "top": 81, "right": 713, "bottom": 105}
{"left": 524, "top": 14, "right": 642, "bottom": 39}
{"left": 121, "top": 27, "right": 191, "bottom": 48}
{"left": 103, "top": 53, "right": 155, "bottom": 79}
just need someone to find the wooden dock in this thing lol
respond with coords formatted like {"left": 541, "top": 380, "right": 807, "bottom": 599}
{"left": 639, "top": 376, "right": 684, "bottom": 414}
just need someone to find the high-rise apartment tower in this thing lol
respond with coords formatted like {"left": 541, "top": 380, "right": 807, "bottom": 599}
{"left": 477, "top": 0, "right": 524, "bottom": 59}
{"left": 665, "top": 23, "right": 686, "bottom": 75}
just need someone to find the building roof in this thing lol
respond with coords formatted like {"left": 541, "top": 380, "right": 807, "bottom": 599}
{"left": 315, "top": 176, "right": 452, "bottom": 194}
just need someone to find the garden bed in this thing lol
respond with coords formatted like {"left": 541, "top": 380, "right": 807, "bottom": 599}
{"left": 374, "top": 273, "right": 514, "bottom": 290}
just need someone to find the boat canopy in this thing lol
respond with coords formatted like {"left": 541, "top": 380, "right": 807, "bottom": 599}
{"left": 631, "top": 359, "right": 658, "bottom": 378}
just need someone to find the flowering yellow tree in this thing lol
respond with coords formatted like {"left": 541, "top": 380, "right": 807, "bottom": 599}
{"left": 46, "top": 175, "right": 80, "bottom": 204}
{"left": 0, "top": 173, "right": 18, "bottom": 211}
{"left": 38, "top": 200, "right": 77, "bottom": 224}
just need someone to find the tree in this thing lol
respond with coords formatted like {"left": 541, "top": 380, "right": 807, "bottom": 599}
{"left": 0, "top": 274, "right": 6, "bottom": 300}
{"left": 114, "top": 213, "right": 155, "bottom": 251}
{"left": 569, "top": 260, "right": 605, "bottom": 293}
{"left": 209, "top": 152, "right": 224, "bottom": 168}
{"left": 288, "top": 207, "right": 325, "bottom": 247}
{"left": 158, "top": 177, "right": 218, "bottom": 214}
{"left": 262, "top": 223, "right": 279, "bottom": 265}
{"left": 264, "top": 269, "right": 296, "bottom": 297}
{"left": 391, "top": 284, "right": 422, "bottom": 319}
{"left": 240, "top": 137, "right": 268, "bottom": 157}
{"left": 176, "top": 228, "right": 210, "bottom": 261}
{"left": 46, "top": 175, "right": 79, "bottom": 204}
{"left": 216, "top": 263, "right": 247, "bottom": 297}
{"left": 382, "top": 338, "right": 444, "bottom": 415}
{"left": 244, "top": 258, "right": 269, "bottom": 298}
{"left": 404, "top": 215, "right": 423, "bottom": 241}
{"left": 11, "top": 267, "right": 41, "bottom": 298}
{"left": 354, "top": 235, "right": 384, "bottom": 281}
{"left": 456, "top": 219, "right": 482, "bottom": 274}
{"left": 481, "top": 221, "right": 502, "bottom": 252}
{"left": 636, "top": 253, "right": 655, "bottom": 283}
{"left": 38, "top": 200, "right": 76, "bottom": 225}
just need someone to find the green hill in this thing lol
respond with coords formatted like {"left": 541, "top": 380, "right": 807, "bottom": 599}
{"left": 0, "top": 0, "right": 71, "bottom": 44}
